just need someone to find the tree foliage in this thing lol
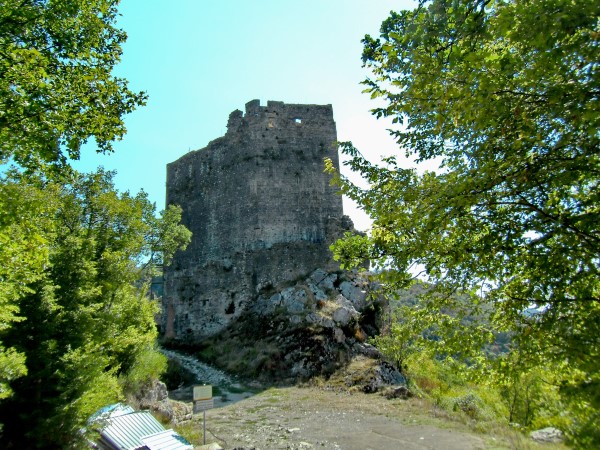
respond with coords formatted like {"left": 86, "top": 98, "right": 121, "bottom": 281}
{"left": 0, "top": 0, "right": 147, "bottom": 168}
{"left": 0, "top": 1, "right": 193, "bottom": 447}
{"left": 327, "top": 0, "right": 599, "bottom": 443}
{"left": 0, "top": 178, "right": 51, "bottom": 401}
{"left": 0, "top": 169, "right": 191, "bottom": 448}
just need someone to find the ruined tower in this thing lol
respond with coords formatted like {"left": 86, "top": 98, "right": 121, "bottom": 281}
{"left": 162, "top": 100, "right": 351, "bottom": 343}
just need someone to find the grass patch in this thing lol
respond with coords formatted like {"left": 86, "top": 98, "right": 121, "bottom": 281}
{"left": 246, "top": 403, "right": 278, "bottom": 414}
{"left": 172, "top": 420, "right": 202, "bottom": 447}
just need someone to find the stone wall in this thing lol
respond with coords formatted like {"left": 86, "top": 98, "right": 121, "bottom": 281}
{"left": 162, "top": 100, "right": 352, "bottom": 343}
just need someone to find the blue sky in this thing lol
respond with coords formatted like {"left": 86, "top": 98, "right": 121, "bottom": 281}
{"left": 73, "top": 0, "right": 418, "bottom": 230}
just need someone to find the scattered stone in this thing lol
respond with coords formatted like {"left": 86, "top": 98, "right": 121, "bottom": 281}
{"left": 530, "top": 427, "right": 564, "bottom": 443}
{"left": 333, "top": 328, "right": 345, "bottom": 343}
{"left": 362, "top": 361, "right": 406, "bottom": 393}
{"left": 197, "top": 444, "right": 224, "bottom": 450}
{"left": 353, "top": 342, "right": 380, "bottom": 358}
{"left": 383, "top": 385, "right": 413, "bottom": 399}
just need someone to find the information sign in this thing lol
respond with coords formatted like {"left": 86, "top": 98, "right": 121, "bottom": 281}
{"left": 192, "top": 385, "right": 214, "bottom": 446}
{"left": 193, "top": 398, "right": 214, "bottom": 414}
{"left": 193, "top": 385, "right": 212, "bottom": 401}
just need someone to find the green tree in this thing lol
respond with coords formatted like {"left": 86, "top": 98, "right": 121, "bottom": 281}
{"left": 0, "top": 0, "right": 147, "bottom": 168}
{"left": 0, "top": 178, "right": 51, "bottom": 400}
{"left": 0, "top": 169, "right": 191, "bottom": 448}
{"left": 0, "top": 1, "right": 192, "bottom": 447}
{"left": 327, "top": 0, "right": 599, "bottom": 443}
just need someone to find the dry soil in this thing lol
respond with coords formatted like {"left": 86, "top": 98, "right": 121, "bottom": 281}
{"left": 185, "top": 385, "right": 513, "bottom": 450}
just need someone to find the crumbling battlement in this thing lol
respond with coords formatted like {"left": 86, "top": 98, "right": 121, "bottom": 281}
{"left": 226, "top": 99, "right": 336, "bottom": 141}
{"left": 162, "top": 100, "right": 351, "bottom": 343}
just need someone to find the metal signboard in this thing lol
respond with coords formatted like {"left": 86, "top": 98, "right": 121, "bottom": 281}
{"left": 193, "top": 398, "right": 214, "bottom": 414}
{"left": 193, "top": 385, "right": 212, "bottom": 401}
{"left": 192, "top": 385, "right": 214, "bottom": 445}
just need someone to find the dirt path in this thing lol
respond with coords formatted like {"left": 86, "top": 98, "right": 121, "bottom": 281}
{"left": 193, "top": 386, "right": 494, "bottom": 450}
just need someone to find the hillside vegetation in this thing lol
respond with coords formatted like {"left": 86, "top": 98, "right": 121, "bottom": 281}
{"left": 326, "top": 0, "right": 599, "bottom": 446}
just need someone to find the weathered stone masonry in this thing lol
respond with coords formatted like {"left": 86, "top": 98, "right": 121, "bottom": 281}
{"left": 162, "top": 100, "right": 352, "bottom": 343}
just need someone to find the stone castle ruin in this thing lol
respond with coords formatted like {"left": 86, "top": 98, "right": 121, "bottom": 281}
{"left": 162, "top": 100, "right": 354, "bottom": 343}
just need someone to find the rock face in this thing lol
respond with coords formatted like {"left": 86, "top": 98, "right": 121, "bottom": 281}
{"left": 163, "top": 100, "right": 352, "bottom": 343}
{"left": 195, "top": 268, "right": 399, "bottom": 386}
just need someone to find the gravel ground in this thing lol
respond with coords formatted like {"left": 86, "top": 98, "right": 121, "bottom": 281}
{"left": 186, "top": 386, "right": 494, "bottom": 450}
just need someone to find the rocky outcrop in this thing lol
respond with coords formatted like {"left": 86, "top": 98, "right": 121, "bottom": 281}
{"left": 132, "top": 379, "right": 192, "bottom": 425}
{"left": 251, "top": 268, "right": 367, "bottom": 332}
{"left": 188, "top": 268, "right": 404, "bottom": 393}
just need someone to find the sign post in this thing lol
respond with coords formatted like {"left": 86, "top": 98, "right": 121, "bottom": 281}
{"left": 193, "top": 385, "right": 214, "bottom": 445}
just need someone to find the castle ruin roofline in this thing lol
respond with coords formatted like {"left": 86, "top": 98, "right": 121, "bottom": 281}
{"left": 243, "top": 99, "right": 333, "bottom": 116}
{"left": 226, "top": 99, "right": 334, "bottom": 136}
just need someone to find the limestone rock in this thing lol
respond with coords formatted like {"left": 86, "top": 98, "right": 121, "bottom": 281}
{"left": 339, "top": 280, "right": 368, "bottom": 311}
{"left": 362, "top": 361, "right": 406, "bottom": 393}
{"left": 133, "top": 380, "right": 192, "bottom": 425}
{"left": 171, "top": 268, "right": 397, "bottom": 387}
{"left": 530, "top": 427, "right": 564, "bottom": 443}
{"left": 309, "top": 269, "right": 337, "bottom": 292}
{"left": 383, "top": 385, "right": 412, "bottom": 399}
{"left": 281, "top": 287, "right": 308, "bottom": 314}
{"left": 331, "top": 293, "right": 359, "bottom": 325}
{"left": 137, "top": 379, "right": 168, "bottom": 404}
{"left": 197, "top": 444, "right": 224, "bottom": 450}
{"left": 332, "top": 305, "right": 356, "bottom": 326}
{"left": 307, "top": 282, "right": 328, "bottom": 301}
{"left": 305, "top": 312, "right": 335, "bottom": 328}
{"left": 353, "top": 342, "right": 381, "bottom": 358}
{"left": 333, "top": 327, "right": 346, "bottom": 343}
